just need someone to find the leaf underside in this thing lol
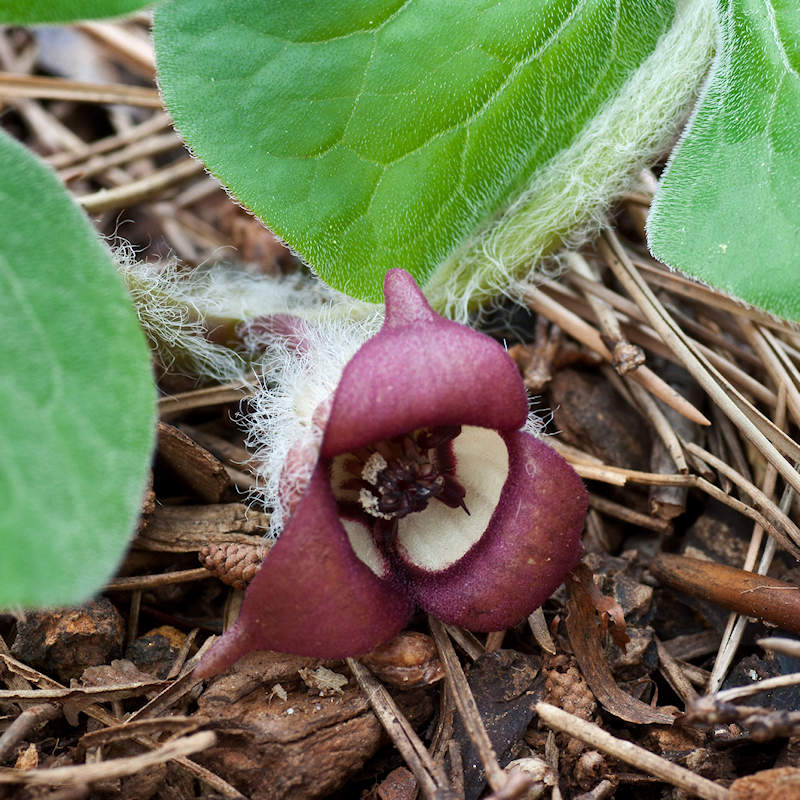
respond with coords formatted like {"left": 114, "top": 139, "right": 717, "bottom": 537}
{"left": 0, "top": 131, "right": 156, "bottom": 607}
{"left": 649, "top": 0, "right": 800, "bottom": 322}
{"left": 0, "top": 0, "right": 150, "bottom": 23}
{"left": 155, "top": 0, "right": 675, "bottom": 302}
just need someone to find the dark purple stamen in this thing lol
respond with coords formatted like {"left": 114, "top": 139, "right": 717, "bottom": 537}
{"left": 351, "top": 426, "right": 468, "bottom": 522}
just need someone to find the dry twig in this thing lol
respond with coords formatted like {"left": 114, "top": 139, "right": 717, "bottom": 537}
{"left": 347, "top": 657, "right": 454, "bottom": 800}
{"left": 429, "top": 617, "right": 517, "bottom": 796}
{"left": 535, "top": 703, "right": 729, "bottom": 800}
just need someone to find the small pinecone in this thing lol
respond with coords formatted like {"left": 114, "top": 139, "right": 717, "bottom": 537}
{"left": 199, "top": 542, "right": 267, "bottom": 590}
{"left": 542, "top": 655, "right": 603, "bottom": 791}
{"left": 543, "top": 654, "right": 596, "bottom": 721}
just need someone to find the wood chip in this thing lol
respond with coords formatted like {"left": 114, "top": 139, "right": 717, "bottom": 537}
{"left": 132, "top": 503, "right": 269, "bottom": 552}
{"left": 157, "top": 422, "right": 232, "bottom": 503}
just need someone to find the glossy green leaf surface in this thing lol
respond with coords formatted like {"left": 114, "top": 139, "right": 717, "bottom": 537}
{"left": 155, "top": 0, "right": 675, "bottom": 302}
{"left": 0, "top": 0, "right": 149, "bottom": 23}
{"left": 649, "top": 1, "right": 800, "bottom": 321}
{"left": 0, "top": 132, "right": 156, "bottom": 607}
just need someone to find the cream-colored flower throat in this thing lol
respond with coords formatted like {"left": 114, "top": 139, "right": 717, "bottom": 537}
{"left": 337, "top": 426, "right": 509, "bottom": 576}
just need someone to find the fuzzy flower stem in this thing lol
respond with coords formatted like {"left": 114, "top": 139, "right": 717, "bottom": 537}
{"left": 424, "top": 0, "right": 716, "bottom": 322}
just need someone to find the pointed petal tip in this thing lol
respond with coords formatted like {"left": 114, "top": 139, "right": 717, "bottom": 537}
{"left": 193, "top": 625, "right": 252, "bottom": 679}
{"left": 322, "top": 269, "right": 529, "bottom": 456}
{"left": 212, "top": 463, "right": 414, "bottom": 661}
{"left": 382, "top": 269, "right": 437, "bottom": 329}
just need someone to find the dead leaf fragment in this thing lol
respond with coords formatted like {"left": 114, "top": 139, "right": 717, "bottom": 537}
{"left": 565, "top": 566, "right": 675, "bottom": 725}
{"left": 298, "top": 666, "right": 348, "bottom": 696}
{"left": 196, "top": 657, "right": 432, "bottom": 800}
{"left": 157, "top": 421, "right": 231, "bottom": 502}
{"left": 13, "top": 743, "right": 38, "bottom": 771}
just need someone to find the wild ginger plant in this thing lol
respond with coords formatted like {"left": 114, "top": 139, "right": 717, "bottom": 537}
{"left": 1, "top": 1, "right": 798, "bottom": 623}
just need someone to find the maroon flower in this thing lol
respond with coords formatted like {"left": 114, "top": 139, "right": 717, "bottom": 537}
{"left": 196, "top": 270, "right": 587, "bottom": 676}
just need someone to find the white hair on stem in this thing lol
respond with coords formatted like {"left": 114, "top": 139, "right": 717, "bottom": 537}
{"left": 114, "top": 243, "right": 368, "bottom": 382}
{"left": 424, "top": 0, "right": 716, "bottom": 323}
{"left": 243, "top": 303, "right": 383, "bottom": 538}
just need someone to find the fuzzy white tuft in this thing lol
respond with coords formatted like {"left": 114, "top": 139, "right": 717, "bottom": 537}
{"left": 424, "top": 0, "right": 716, "bottom": 323}
{"left": 523, "top": 404, "right": 550, "bottom": 439}
{"left": 115, "top": 244, "right": 365, "bottom": 381}
{"left": 116, "top": 243, "right": 383, "bottom": 537}
{"left": 243, "top": 301, "right": 383, "bottom": 538}
{"left": 116, "top": 247, "right": 246, "bottom": 381}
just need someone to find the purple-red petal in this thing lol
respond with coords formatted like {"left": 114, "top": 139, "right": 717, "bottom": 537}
{"left": 322, "top": 270, "right": 528, "bottom": 457}
{"left": 195, "top": 461, "right": 413, "bottom": 677}
{"left": 403, "top": 431, "right": 586, "bottom": 631}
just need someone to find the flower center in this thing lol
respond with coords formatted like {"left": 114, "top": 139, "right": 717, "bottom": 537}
{"left": 351, "top": 427, "right": 469, "bottom": 522}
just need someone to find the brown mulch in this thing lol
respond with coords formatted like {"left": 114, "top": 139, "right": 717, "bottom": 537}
{"left": 2, "top": 17, "right": 800, "bottom": 800}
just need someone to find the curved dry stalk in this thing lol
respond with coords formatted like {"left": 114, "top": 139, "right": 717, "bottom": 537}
{"left": 77, "top": 158, "right": 205, "bottom": 214}
{"left": 0, "top": 704, "right": 61, "bottom": 763}
{"left": 741, "top": 321, "right": 800, "bottom": 428}
{"left": 564, "top": 252, "right": 645, "bottom": 373}
{"left": 0, "top": 72, "right": 161, "bottom": 107}
{"left": 158, "top": 379, "right": 255, "bottom": 419}
{"left": 347, "top": 657, "right": 453, "bottom": 800}
{"left": 708, "top": 388, "right": 788, "bottom": 692}
{"left": 528, "top": 608, "right": 557, "bottom": 655}
{"left": 429, "top": 618, "right": 511, "bottom": 796}
{"left": 587, "top": 493, "right": 671, "bottom": 532}
{"left": 682, "top": 441, "right": 800, "bottom": 554}
{"left": 598, "top": 231, "right": 800, "bottom": 492}
{"left": 104, "top": 568, "right": 211, "bottom": 591}
{"left": 552, "top": 276, "right": 778, "bottom": 408}
{"left": 60, "top": 133, "right": 183, "bottom": 182}
{"left": 0, "top": 733, "right": 217, "bottom": 787}
{"left": 566, "top": 461, "right": 796, "bottom": 553}
{"left": 716, "top": 672, "right": 800, "bottom": 703}
{"left": 535, "top": 703, "right": 730, "bottom": 800}
{"left": 759, "top": 638, "right": 800, "bottom": 659}
{"left": 523, "top": 286, "right": 710, "bottom": 426}
{"left": 625, "top": 378, "right": 689, "bottom": 473}
{"left": 692, "top": 341, "right": 776, "bottom": 407}
{"left": 46, "top": 113, "right": 173, "bottom": 169}
{"left": 709, "top": 486, "right": 793, "bottom": 692}
{"left": 630, "top": 254, "right": 800, "bottom": 336}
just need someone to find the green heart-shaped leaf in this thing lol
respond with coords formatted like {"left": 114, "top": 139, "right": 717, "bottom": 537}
{"left": 648, "top": 1, "right": 800, "bottom": 322}
{"left": 155, "top": 0, "right": 677, "bottom": 303}
{"left": 0, "top": 131, "right": 156, "bottom": 607}
{"left": 0, "top": 0, "right": 150, "bottom": 23}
